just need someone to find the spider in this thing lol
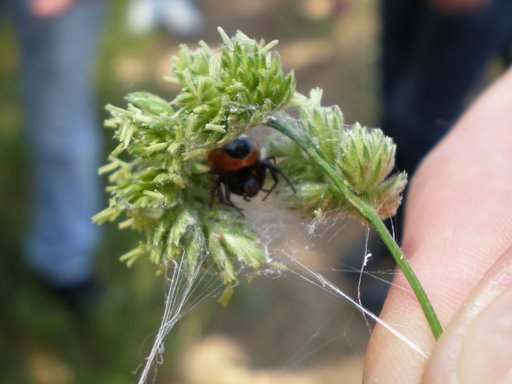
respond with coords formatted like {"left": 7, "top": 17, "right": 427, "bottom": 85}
{"left": 206, "top": 134, "right": 295, "bottom": 214}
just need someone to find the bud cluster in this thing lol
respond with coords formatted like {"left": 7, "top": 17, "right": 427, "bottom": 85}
{"left": 93, "top": 28, "right": 295, "bottom": 286}
{"left": 270, "top": 89, "right": 407, "bottom": 219}
{"left": 94, "top": 29, "right": 407, "bottom": 291}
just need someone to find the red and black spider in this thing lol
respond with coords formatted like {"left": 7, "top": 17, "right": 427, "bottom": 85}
{"left": 206, "top": 134, "right": 295, "bottom": 214}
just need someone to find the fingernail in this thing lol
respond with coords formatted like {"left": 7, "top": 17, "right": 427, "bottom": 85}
{"left": 456, "top": 289, "right": 512, "bottom": 383}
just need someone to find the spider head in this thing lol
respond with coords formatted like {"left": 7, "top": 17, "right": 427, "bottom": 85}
{"left": 242, "top": 175, "right": 261, "bottom": 198}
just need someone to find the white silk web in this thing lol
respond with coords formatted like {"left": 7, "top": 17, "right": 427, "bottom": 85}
{"left": 131, "top": 124, "right": 426, "bottom": 383}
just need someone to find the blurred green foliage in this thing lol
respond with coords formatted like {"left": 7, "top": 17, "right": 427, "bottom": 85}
{"left": 0, "top": 2, "right": 212, "bottom": 383}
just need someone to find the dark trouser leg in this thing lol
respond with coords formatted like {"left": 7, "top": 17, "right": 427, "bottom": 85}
{"left": 11, "top": 0, "right": 106, "bottom": 285}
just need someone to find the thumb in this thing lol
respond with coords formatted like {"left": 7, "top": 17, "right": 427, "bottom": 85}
{"left": 423, "top": 246, "right": 512, "bottom": 383}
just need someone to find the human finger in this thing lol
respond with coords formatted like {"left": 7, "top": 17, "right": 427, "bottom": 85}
{"left": 364, "top": 69, "right": 512, "bottom": 383}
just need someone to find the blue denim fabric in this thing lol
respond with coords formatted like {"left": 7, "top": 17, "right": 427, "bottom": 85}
{"left": 4, "top": 0, "right": 106, "bottom": 285}
{"left": 381, "top": 0, "right": 512, "bottom": 176}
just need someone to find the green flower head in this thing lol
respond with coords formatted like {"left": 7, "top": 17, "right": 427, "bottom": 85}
{"left": 93, "top": 28, "right": 296, "bottom": 288}
{"left": 94, "top": 28, "right": 407, "bottom": 294}
{"left": 269, "top": 88, "right": 407, "bottom": 219}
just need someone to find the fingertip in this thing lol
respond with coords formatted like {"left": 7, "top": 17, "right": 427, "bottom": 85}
{"left": 423, "top": 247, "right": 512, "bottom": 383}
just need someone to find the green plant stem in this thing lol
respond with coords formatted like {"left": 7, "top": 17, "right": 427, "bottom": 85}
{"left": 267, "top": 115, "right": 443, "bottom": 340}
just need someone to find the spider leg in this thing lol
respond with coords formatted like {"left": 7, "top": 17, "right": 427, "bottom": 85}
{"left": 269, "top": 160, "right": 296, "bottom": 193}
{"left": 223, "top": 183, "right": 232, "bottom": 204}
{"left": 264, "top": 156, "right": 277, "bottom": 166}
{"left": 261, "top": 166, "right": 277, "bottom": 201}
{"left": 221, "top": 181, "right": 245, "bottom": 216}
{"left": 260, "top": 159, "right": 296, "bottom": 201}
{"left": 210, "top": 176, "right": 243, "bottom": 215}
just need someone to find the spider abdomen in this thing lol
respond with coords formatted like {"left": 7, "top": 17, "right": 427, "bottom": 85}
{"left": 207, "top": 134, "right": 260, "bottom": 173}
{"left": 207, "top": 135, "right": 295, "bottom": 212}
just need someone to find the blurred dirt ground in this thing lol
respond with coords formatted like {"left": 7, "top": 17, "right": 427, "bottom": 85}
{"left": 0, "top": 0, "right": 385, "bottom": 383}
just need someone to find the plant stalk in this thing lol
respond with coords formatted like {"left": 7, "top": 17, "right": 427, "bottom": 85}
{"left": 267, "top": 115, "right": 443, "bottom": 340}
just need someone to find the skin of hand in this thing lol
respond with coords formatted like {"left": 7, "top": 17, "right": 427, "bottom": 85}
{"left": 427, "top": 0, "right": 491, "bottom": 12}
{"left": 30, "top": 0, "right": 75, "bottom": 17}
{"left": 364, "top": 68, "right": 512, "bottom": 383}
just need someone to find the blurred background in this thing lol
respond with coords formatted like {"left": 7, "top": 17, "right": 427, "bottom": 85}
{"left": 0, "top": 0, "right": 507, "bottom": 383}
